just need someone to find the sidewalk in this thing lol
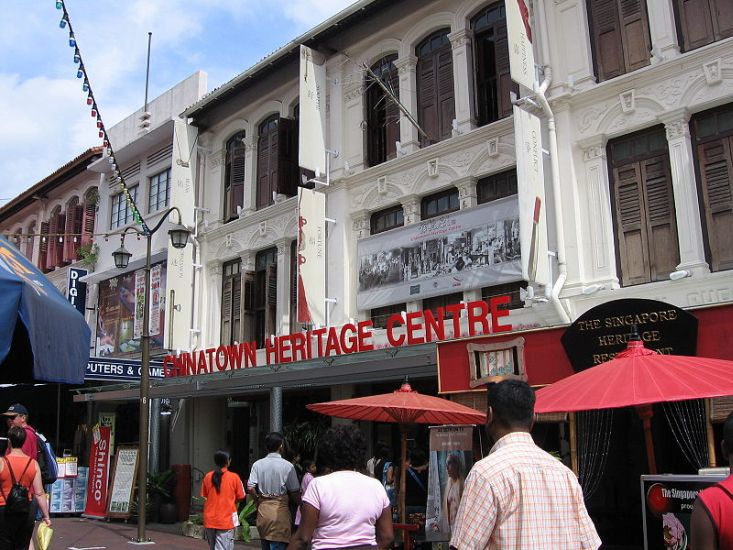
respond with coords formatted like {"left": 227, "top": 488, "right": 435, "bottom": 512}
{"left": 47, "top": 517, "right": 259, "bottom": 549}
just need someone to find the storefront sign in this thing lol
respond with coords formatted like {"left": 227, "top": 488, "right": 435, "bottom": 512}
{"left": 357, "top": 198, "right": 521, "bottom": 310}
{"left": 83, "top": 424, "right": 111, "bottom": 520}
{"left": 562, "top": 299, "right": 698, "bottom": 372}
{"left": 506, "top": 0, "right": 535, "bottom": 89}
{"left": 86, "top": 357, "right": 165, "bottom": 382}
{"left": 163, "top": 296, "right": 513, "bottom": 377}
{"left": 67, "top": 268, "right": 87, "bottom": 315}
{"left": 426, "top": 426, "right": 474, "bottom": 541}
{"left": 642, "top": 475, "right": 725, "bottom": 550}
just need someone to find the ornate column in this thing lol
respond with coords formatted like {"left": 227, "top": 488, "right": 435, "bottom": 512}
{"left": 661, "top": 110, "right": 709, "bottom": 275}
{"left": 647, "top": 0, "right": 681, "bottom": 63}
{"left": 401, "top": 194, "right": 422, "bottom": 225}
{"left": 394, "top": 55, "right": 419, "bottom": 154}
{"left": 579, "top": 137, "right": 618, "bottom": 285}
{"left": 449, "top": 28, "right": 475, "bottom": 135}
{"left": 275, "top": 239, "right": 292, "bottom": 335}
{"left": 456, "top": 176, "right": 478, "bottom": 210}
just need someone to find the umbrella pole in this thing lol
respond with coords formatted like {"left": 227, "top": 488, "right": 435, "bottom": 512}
{"left": 636, "top": 405, "right": 657, "bottom": 475}
{"left": 569, "top": 413, "right": 578, "bottom": 476}
{"left": 400, "top": 424, "right": 407, "bottom": 525}
{"left": 705, "top": 399, "right": 717, "bottom": 467}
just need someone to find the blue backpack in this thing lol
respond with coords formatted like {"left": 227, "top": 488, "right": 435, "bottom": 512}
{"left": 35, "top": 431, "right": 58, "bottom": 485}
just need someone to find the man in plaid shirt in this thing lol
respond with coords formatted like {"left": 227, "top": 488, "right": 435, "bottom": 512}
{"left": 450, "top": 380, "right": 601, "bottom": 550}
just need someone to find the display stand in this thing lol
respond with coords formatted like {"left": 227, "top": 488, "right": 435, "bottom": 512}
{"left": 106, "top": 446, "right": 139, "bottom": 519}
{"left": 49, "top": 457, "right": 87, "bottom": 514}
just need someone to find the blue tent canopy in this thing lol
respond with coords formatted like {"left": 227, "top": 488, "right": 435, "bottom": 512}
{"left": 0, "top": 236, "right": 89, "bottom": 384}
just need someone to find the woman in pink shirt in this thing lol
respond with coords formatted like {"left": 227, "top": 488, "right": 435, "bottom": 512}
{"left": 294, "top": 459, "right": 316, "bottom": 527}
{"left": 288, "top": 426, "right": 394, "bottom": 550}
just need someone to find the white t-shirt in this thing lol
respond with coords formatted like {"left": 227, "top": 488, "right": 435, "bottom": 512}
{"left": 302, "top": 470, "right": 390, "bottom": 550}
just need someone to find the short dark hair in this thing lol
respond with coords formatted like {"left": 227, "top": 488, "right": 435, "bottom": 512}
{"left": 265, "top": 432, "right": 284, "bottom": 453}
{"left": 409, "top": 448, "right": 427, "bottom": 467}
{"left": 7, "top": 426, "right": 26, "bottom": 450}
{"left": 487, "top": 379, "right": 535, "bottom": 429}
{"left": 723, "top": 412, "right": 733, "bottom": 456}
{"left": 316, "top": 424, "right": 367, "bottom": 472}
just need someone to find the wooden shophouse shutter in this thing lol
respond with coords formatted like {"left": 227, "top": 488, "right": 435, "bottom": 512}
{"left": 613, "top": 164, "right": 650, "bottom": 285}
{"left": 385, "top": 64, "right": 400, "bottom": 161}
{"left": 265, "top": 264, "right": 277, "bottom": 342}
{"left": 46, "top": 213, "right": 59, "bottom": 269}
{"left": 641, "top": 155, "right": 679, "bottom": 280}
{"left": 698, "top": 137, "right": 733, "bottom": 271}
{"left": 277, "top": 117, "right": 298, "bottom": 198}
{"left": 242, "top": 271, "right": 256, "bottom": 343}
{"left": 257, "top": 118, "right": 279, "bottom": 209}
{"left": 63, "top": 204, "right": 83, "bottom": 262}
{"left": 231, "top": 271, "right": 242, "bottom": 344}
{"left": 588, "top": 0, "right": 650, "bottom": 81}
{"left": 221, "top": 274, "right": 233, "bottom": 345}
{"left": 38, "top": 222, "right": 49, "bottom": 272}
{"left": 81, "top": 201, "right": 96, "bottom": 247}
{"left": 494, "top": 15, "right": 515, "bottom": 120}
{"left": 55, "top": 213, "right": 67, "bottom": 267}
{"left": 436, "top": 48, "right": 455, "bottom": 143}
{"left": 229, "top": 143, "right": 246, "bottom": 220}
{"left": 417, "top": 50, "right": 438, "bottom": 146}
{"left": 676, "top": 0, "right": 733, "bottom": 52}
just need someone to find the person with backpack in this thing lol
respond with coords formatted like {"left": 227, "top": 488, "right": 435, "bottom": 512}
{"left": 3, "top": 405, "right": 37, "bottom": 460}
{"left": 0, "top": 426, "right": 51, "bottom": 549}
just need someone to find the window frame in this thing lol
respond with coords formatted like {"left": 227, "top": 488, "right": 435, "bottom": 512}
{"left": 370, "top": 205, "right": 405, "bottom": 235}
{"left": 110, "top": 185, "right": 139, "bottom": 229}
{"left": 365, "top": 54, "right": 400, "bottom": 167}
{"left": 148, "top": 168, "right": 171, "bottom": 213}
{"left": 421, "top": 188, "right": 459, "bottom": 220}
{"left": 416, "top": 28, "right": 455, "bottom": 147}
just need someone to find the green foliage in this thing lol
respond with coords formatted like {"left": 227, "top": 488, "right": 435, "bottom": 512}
{"left": 147, "top": 470, "right": 176, "bottom": 502}
{"left": 282, "top": 418, "right": 329, "bottom": 458}
{"left": 77, "top": 243, "right": 99, "bottom": 267}
{"left": 238, "top": 497, "right": 258, "bottom": 542}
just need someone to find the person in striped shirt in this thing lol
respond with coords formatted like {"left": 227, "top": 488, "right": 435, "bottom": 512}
{"left": 450, "top": 379, "right": 601, "bottom": 550}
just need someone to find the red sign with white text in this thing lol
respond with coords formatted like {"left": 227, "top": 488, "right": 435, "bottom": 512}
{"left": 83, "top": 425, "right": 111, "bottom": 519}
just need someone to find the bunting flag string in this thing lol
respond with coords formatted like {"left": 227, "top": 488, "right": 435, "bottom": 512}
{"left": 55, "top": 0, "right": 150, "bottom": 235}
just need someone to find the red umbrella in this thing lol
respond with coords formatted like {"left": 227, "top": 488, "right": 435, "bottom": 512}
{"left": 307, "top": 382, "right": 485, "bottom": 523}
{"left": 535, "top": 336, "right": 733, "bottom": 473}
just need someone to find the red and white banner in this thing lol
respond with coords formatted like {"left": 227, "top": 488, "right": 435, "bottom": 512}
{"left": 506, "top": 0, "right": 536, "bottom": 89}
{"left": 297, "top": 188, "right": 326, "bottom": 325}
{"left": 513, "top": 105, "right": 548, "bottom": 286}
{"left": 83, "top": 424, "right": 111, "bottom": 519}
{"left": 298, "top": 45, "right": 328, "bottom": 180}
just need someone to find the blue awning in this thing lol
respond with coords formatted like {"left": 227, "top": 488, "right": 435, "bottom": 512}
{"left": 0, "top": 236, "right": 89, "bottom": 384}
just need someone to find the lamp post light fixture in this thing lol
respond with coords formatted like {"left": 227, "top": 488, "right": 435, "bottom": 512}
{"left": 111, "top": 206, "right": 190, "bottom": 543}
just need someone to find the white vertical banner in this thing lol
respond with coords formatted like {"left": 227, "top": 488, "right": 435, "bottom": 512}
{"left": 506, "top": 0, "right": 536, "bottom": 90}
{"left": 133, "top": 270, "right": 145, "bottom": 339}
{"left": 299, "top": 45, "right": 328, "bottom": 181}
{"left": 150, "top": 264, "right": 162, "bottom": 337}
{"left": 166, "top": 119, "right": 198, "bottom": 350}
{"left": 514, "top": 106, "right": 548, "bottom": 286}
{"left": 297, "top": 188, "right": 326, "bottom": 326}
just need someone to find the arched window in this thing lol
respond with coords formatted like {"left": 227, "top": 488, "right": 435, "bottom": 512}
{"left": 416, "top": 29, "right": 454, "bottom": 146}
{"left": 365, "top": 54, "right": 400, "bottom": 166}
{"left": 82, "top": 188, "right": 97, "bottom": 247}
{"left": 471, "top": 2, "right": 516, "bottom": 126}
{"left": 224, "top": 131, "right": 246, "bottom": 222}
{"left": 257, "top": 116, "right": 279, "bottom": 209}
{"left": 63, "top": 196, "right": 83, "bottom": 263}
{"left": 25, "top": 221, "right": 35, "bottom": 261}
{"left": 46, "top": 206, "right": 64, "bottom": 270}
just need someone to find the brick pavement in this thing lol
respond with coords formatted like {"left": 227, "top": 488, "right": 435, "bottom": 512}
{"left": 46, "top": 518, "right": 259, "bottom": 549}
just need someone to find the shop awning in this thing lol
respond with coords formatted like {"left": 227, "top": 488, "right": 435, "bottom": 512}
{"left": 0, "top": 236, "right": 89, "bottom": 384}
{"left": 73, "top": 343, "right": 438, "bottom": 402}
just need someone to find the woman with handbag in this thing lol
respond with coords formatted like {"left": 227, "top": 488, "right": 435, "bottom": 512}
{"left": 0, "top": 426, "right": 51, "bottom": 550}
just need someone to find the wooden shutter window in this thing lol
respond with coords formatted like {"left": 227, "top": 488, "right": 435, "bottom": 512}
{"left": 55, "top": 213, "right": 67, "bottom": 267}
{"left": 366, "top": 55, "right": 400, "bottom": 166}
{"left": 265, "top": 263, "right": 277, "bottom": 342}
{"left": 641, "top": 156, "right": 679, "bottom": 280}
{"left": 613, "top": 164, "right": 650, "bottom": 285}
{"left": 220, "top": 274, "right": 233, "bottom": 345}
{"left": 417, "top": 30, "right": 453, "bottom": 147}
{"left": 46, "top": 213, "right": 59, "bottom": 270}
{"left": 38, "top": 222, "right": 49, "bottom": 272}
{"left": 231, "top": 271, "right": 242, "bottom": 344}
{"left": 676, "top": 0, "right": 733, "bottom": 52}
{"left": 588, "top": 0, "right": 650, "bottom": 82}
{"left": 698, "top": 137, "right": 733, "bottom": 271}
{"left": 257, "top": 117, "right": 279, "bottom": 209}
{"left": 81, "top": 201, "right": 96, "bottom": 247}
{"left": 277, "top": 117, "right": 298, "bottom": 198}
{"left": 242, "top": 271, "right": 256, "bottom": 343}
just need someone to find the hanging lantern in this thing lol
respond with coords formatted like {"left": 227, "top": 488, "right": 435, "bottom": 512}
{"left": 76, "top": 68, "right": 84, "bottom": 79}
{"left": 97, "top": 120, "right": 103, "bottom": 129}
{"left": 82, "top": 81, "right": 89, "bottom": 92}
{"left": 74, "top": 53, "right": 81, "bottom": 64}
{"left": 87, "top": 96, "right": 93, "bottom": 106}
{"left": 91, "top": 109, "right": 97, "bottom": 118}
{"left": 59, "top": 17, "right": 67, "bottom": 29}
{"left": 56, "top": 1, "right": 63, "bottom": 9}
{"left": 68, "top": 32, "right": 76, "bottom": 47}
{"left": 98, "top": 130, "right": 104, "bottom": 138}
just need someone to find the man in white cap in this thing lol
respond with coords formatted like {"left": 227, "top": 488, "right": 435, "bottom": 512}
{"left": 3, "top": 403, "right": 38, "bottom": 458}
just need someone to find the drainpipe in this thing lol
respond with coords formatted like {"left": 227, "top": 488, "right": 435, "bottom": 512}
{"left": 534, "top": 67, "right": 570, "bottom": 324}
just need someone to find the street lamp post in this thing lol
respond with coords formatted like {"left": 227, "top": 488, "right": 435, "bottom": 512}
{"left": 112, "top": 207, "right": 190, "bottom": 543}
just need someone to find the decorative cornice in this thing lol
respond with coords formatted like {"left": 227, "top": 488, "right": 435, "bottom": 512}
{"left": 448, "top": 29, "right": 472, "bottom": 49}
{"left": 394, "top": 55, "right": 418, "bottom": 75}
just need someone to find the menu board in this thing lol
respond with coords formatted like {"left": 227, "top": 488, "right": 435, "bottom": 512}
{"left": 107, "top": 446, "right": 139, "bottom": 518}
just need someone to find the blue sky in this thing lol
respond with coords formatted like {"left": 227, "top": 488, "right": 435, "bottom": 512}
{"left": 0, "top": 0, "right": 354, "bottom": 206}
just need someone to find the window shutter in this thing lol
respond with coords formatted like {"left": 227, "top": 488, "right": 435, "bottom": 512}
{"left": 589, "top": 0, "right": 625, "bottom": 80}
{"left": 81, "top": 202, "right": 96, "bottom": 247}
{"left": 46, "top": 214, "right": 59, "bottom": 270}
{"left": 436, "top": 49, "right": 456, "bottom": 141}
{"left": 63, "top": 206, "right": 76, "bottom": 262}
{"left": 495, "top": 18, "right": 517, "bottom": 120}
{"left": 417, "top": 53, "right": 438, "bottom": 146}
{"left": 265, "top": 264, "right": 277, "bottom": 341}
{"left": 698, "top": 138, "right": 733, "bottom": 271}
{"left": 618, "top": 0, "right": 651, "bottom": 71}
{"left": 277, "top": 117, "right": 298, "bottom": 198}
{"left": 385, "top": 66, "right": 400, "bottom": 161}
{"left": 231, "top": 271, "right": 242, "bottom": 344}
{"left": 641, "top": 155, "right": 679, "bottom": 280}
{"left": 38, "top": 222, "right": 49, "bottom": 272}
{"left": 612, "top": 164, "right": 650, "bottom": 285}
{"left": 257, "top": 121, "right": 279, "bottom": 209}
{"left": 676, "top": 0, "right": 715, "bottom": 51}
{"left": 55, "top": 213, "right": 67, "bottom": 267}
{"left": 713, "top": 0, "right": 733, "bottom": 41}
{"left": 242, "top": 271, "right": 256, "bottom": 342}
{"left": 230, "top": 144, "right": 246, "bottom": 219}
{"left": 220, "top": 275, "right": 233, "bottom": 344}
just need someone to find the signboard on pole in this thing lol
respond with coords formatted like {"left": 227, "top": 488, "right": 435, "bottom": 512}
{"left": 83, "top": 424, "right": 111, "bottom": 520}
{"left": 67, "top": 268, "right": 87, "bottom": 315}
{"left": 425, "top": 425, "right": 475, "bottom": 541}
{"left": 506, "top": 0, "right": 536, "bottom": 89}
{"left": 297, "top": 188, "right": 326, "bottom": 326}
{"left": 514, "top": 105, "right": 548, "bottom": 286}
{"left": 298, "top": 45, "right": 328, "bottom": 181}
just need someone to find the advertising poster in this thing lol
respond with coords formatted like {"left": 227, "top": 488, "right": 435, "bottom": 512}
{"left": 107, "top": 447, "right": 139, "bottom": 516}
{"left": 98, "top": 412, "right": 116, "bottom": 456}
{"left": 96, "top": 262, "right": 166, "bottom": 357}
{"left": 506, "top": 0, "right": 536, "bottom": 89}
{"left": 297, "top": 188, "right": 326, "bottom": 326}
{"left": 426, "top": 426, "right": 474, "bottom": 541}
{"left": 642, "top": 475, "right": 725, "bottom": 550}
{"left": 357, "top": 197, "right": 521, "bottom": 310}
{"left": 150, "top": 264, "right": 162, "bottom": 336}
{"left": 83, "top": 425, "right": 111, "bottom": 520}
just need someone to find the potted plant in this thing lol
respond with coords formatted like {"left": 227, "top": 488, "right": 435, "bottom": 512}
{"left": 182, "top": 496, "right": 206, "bottom": 539}
{"left": 147, "top": 469, "right": 176, "bottom": 524}
{"left": 237, "top": 496, "right": 258, "bottom": 542}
